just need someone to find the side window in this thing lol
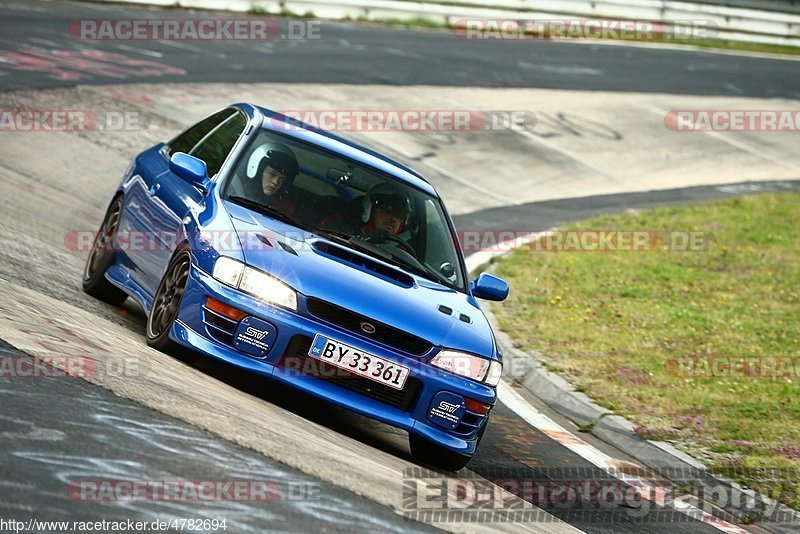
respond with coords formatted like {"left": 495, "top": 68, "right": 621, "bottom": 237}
{"left": 189, "top": 111, "right": 248, "bottom": 177}
{"left": 167, "top": 108, "right": 237, "bottom": 157}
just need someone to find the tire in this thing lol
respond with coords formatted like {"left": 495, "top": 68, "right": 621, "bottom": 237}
{"left": 409, "top": 433, "right": 473, "bottom": 472}
{"left": 145, "top": 247, "right": 198, "bottom": 363}
{"left": 83, "top": 197, "right": 128, "bottom": 305}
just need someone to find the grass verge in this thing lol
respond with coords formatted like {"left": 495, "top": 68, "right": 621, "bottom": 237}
{"left": 492, "top": 192, "right": 800, "bottom": 509}
{"left": 661, "top": 37, "right": 800, "bottom": 57}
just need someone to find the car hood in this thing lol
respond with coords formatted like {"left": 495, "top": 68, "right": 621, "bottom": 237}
{"left": 223, "top": 200, "right": 496, "bottom": 358}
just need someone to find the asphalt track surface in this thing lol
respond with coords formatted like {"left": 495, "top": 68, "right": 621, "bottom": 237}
{"left": 0, "top": 0, "right": 798, "bottom": 98}
{"left": 1, "top": 1, "right": 799, "bottom": 533}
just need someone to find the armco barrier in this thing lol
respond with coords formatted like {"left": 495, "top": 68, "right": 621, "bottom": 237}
{"left": 91, "top": 0, "right": 800, "bottom": 47}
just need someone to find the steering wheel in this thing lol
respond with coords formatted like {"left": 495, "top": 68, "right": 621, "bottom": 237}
{"left": 386, "top": 235, "right": 418, "bottom": 259}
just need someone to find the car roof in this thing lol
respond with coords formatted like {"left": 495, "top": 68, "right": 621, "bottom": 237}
{"left": 236, "top": 103, "right": 438, "bottom": 197}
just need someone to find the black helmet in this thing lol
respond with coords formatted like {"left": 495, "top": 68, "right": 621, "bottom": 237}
{"left": 362, "top": 183, "right": 411, "bottom": 223}
{"left": 246, "top": 142, "right": 299, "bottom": 184}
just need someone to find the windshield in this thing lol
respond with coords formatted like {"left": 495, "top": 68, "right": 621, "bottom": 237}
{"left": 222, "top": 129, "right": 466, "bottom": 291}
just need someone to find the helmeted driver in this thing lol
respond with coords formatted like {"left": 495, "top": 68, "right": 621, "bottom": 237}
{"left": 361, "top": 183, "right": 411, "bottom": 237}
{"left": 244, "top": 142, "right": 300, "bottom": 215}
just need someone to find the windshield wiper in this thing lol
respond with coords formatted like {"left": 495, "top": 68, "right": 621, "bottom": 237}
{"left": 314, "top": 227, "right": 453, "bottom": 287}
{"left": 382, "top": 253, "right": 451, "bottom": 286}
{"left": 351, "top": 236, "right": 453, "bottom": 287}
{"left": 313, "top": 227, "right": 391, "bottom": 258}
{"left": 347, "top": 235, "right": 396, "bottom": 261}
{"left": 227, "top": 196, "right": 306, "bottom": 229}
{"left": 313, "top": 227, "right": 353, "bottom": 243}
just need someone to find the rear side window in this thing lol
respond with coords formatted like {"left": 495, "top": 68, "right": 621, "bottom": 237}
{"left": 167, "top": 108, "right": 238, "bottom": 157}
{"left": 190, "top": 111, "right": 248, "bottom": 177}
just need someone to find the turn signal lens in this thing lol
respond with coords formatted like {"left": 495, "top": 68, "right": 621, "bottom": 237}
{"left": 466, "top": 398, "right": 492, "bottom": 415}
{"left": 204, "top": 297, "right": 247, "bottom": 321}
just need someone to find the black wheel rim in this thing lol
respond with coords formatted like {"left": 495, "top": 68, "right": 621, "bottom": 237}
{"left": 84, "top": 201, "right": 121, "bottom": 281}
{"left": 147, "top": 253, "right": 190, "bottom": 339}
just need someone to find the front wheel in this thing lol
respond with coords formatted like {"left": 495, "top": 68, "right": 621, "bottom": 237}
{"left": 146, "top": 248, "right": 198, "bottom": 363}
{"left": 409, "top": 433, "right": 473, "bottom": 472}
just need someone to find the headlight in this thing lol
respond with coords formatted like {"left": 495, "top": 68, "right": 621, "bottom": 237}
{"left": 213, "top": 256, "right": 244, "bottom": 287}
{"left": 239, "top": 266, "right": 297, "bottom": 311}
{"left": 212, "top": 257, "right": 297, "bottom": 311}
{"left": 430, "top": 350, "right": 502, "bottom": 386}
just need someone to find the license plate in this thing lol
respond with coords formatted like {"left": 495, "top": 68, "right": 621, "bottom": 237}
{"left": 308, "top": 334, "right": 409, "bottom": 390}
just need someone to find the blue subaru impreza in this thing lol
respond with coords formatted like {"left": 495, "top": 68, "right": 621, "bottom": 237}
{"left": 82, "top": 103, "right": 509, "bottom": 470}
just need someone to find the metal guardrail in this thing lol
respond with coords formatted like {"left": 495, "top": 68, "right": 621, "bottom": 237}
{"left": 97, "top": 0, "right": 800, "bottom": 47}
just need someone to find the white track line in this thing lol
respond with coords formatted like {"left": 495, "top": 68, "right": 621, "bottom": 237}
{"left": 498, "top": 382, "right": 749, "bottom": 534}
{"left": 465, "top": 231, "right": 549, "bottom": 273}
{"left": 115, "top": 43, "right": 164, "bottom": 58}
{"left": 639, "top": 103, "right": 800, "bottom": 174}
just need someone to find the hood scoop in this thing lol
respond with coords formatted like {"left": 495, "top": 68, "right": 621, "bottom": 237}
{"left": 312, "top": 241, "right": 414, "bottom": 287}
{"left": 256, "top": 234, "right": 274, "bottom": 247}
{"left": 437, "top": 304, "right": 472, "bottom": 324}
{"left": 254, "top": 233, "right": 298, "bottom": 256}
{"left": 277, "top": 241, "right": 298, "bottom": 256}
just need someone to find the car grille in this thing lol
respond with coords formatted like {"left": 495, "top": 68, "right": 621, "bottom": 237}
{"left": 202, "top": 306, "right": 237, "bottom": 347}
{"left": 281, "top": 335, "right": 421, "bottom": 412}
{"left": 306, "top": 298, "right": 432, "bottom": 356}
{"left": 454, "top": 408, "right": 489, "bottom": 436}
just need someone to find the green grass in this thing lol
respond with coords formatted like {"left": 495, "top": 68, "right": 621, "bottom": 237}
{"left": 248, "top": 6, "right": 316, "bottom": 18}
{"left": 493, "top": 192, "right": 800, "bottom": 509}
{"left": 662, "top": 37, "right": 800, "bottom": 57}
{"left": 349, "top": 15, "right": 444, "bottom": 30}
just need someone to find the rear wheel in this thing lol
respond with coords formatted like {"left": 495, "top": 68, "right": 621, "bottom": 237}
{"left": 83, "top": 197, "right": 128, "bottom": 305}
{"left": 146, "top": 248, "right": 198, "bottom": 363}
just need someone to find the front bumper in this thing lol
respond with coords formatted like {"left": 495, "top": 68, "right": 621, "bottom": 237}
{"left": 170, "top": 265, "right": 496, "bottom": 456}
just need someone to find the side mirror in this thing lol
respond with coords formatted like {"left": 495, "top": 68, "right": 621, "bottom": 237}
{"left": 470, "top": 273, "right": 509, "bottom": 301}
{"left": 170, "top": 152, "right": 210, "bottom": 193}
{"left": 440, "top": 262, "right": 456, "bottom": 279}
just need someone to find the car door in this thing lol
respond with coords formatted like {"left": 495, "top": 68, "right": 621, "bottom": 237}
{"left": 129, "top": 108, "right": 246, "bottom": 296}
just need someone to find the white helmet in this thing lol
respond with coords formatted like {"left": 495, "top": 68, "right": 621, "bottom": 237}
{"left": 246, "top": 142, "right": 299, "bottom": 184}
